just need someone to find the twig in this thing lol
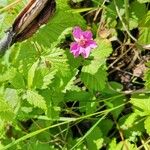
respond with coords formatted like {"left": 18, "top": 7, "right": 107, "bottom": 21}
{"left": 124, "top": 0, "right": 129, "bottom": 30}
{"left": 113, "top": 0, "right": 137, "bottom": 42}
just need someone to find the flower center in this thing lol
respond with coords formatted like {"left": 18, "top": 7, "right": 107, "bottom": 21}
{"left": 79, "top": 39, "right": 87, "bottom": 48}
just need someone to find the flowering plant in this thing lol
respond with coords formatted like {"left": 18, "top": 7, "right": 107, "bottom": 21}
{"left": 70, "top": 27, "right": 97, "bottom": 58}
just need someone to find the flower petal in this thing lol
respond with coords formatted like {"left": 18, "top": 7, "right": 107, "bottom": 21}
{"left": 70, "top": 42, "right": 78, "bottom": 51}
{"left": 81, "top": 47, "right": 91, "bottom": 58}
{"left": 72, "top": 26, "right": 83, "bottom": 41}
{"left": 86, "top": 40, "right": 97, "bottom": 48}
{"left": 70, "top": 42, "right": 80, "bottom": 57}
{"left": 83, "top": 30, "right": 93, "bottom": 40}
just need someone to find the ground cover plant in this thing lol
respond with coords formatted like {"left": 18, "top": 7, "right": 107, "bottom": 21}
{"left": 0, "top": 0, "right": 150, "bottom": 149}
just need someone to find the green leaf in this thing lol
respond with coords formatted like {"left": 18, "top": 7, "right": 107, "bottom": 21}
{"left": 129, "top": 1, "right": 147, "bottom": 29}
{"left": 81, "top": 66, "right": 107, "bottom": 91}
{"left": 109, "top": 139, "right": 123, "bottom": 150}
{"left": 131, "top": 95, "right": 150, "bottom": 116}
{"left": 138, "top": 28, "right": 150, "bottom": 45}
{"left": 33, "top": 9, "right": 85, "bottom": 46}
{"left": 120, "top": 113, "right": 138, "bottom": 130}
{"left": 0, "top": 68, "right": 16, "bottom": 83}
{"left": 4, "top": 88, "right": 20, "bottom": 113}
{"left": 81, "top": 39, "right": 112, "bottom": 91}
{"left": 98, "top": 119, "right": 113, "bottom": 137}
{"left": 105, "top": 0, "right": 124, "bottom": 28}
{"left": 65, "top": 89, "right": 93, "bottom": 102}
{"left": 144, "top": 116, "right": 150, "bottom": 135}
{"left": 10, "top": 71, "right": 25, "bottom": 89}
{"left": 45, "top": 47, "right": 69, "bottom": 77}
{"left": 30, "top": 58, "right": 57, "bottom": 89}
{"left": 122, "top": 140, "right": 138, "bottom": 150}
{"left": 42, "top": 69, "right": 57, "bottom": 89}
{"left": 12, "top": 42, "right": 37, "bottom": 76}
{"left": 0, "top": 96, "right": 14, "bottom": 121}
{"left": 137, "top": 0, "right": 150, "bottom": 3}
{"left": 86, "top": 127, "right": 103, "bottom": 150}
{"left": 138, "top": 11, "right": 150, "bottom": 45}
{"left": 139, "top": 11, "right": 150, "bottom": 27}
{"left": 108, "top": 95, "right": 125, "bottom": 119}
{"left": 144, "top": 68, "right": 150, "bottom": 89}
{"left": 28, "top": 60, "right": 40, "bottom": 89}
{"left": 62, "top": 69, "right": 79, "bottom": 92}
{"left": 26, "top": 90, "right": 47, "bottom": 111}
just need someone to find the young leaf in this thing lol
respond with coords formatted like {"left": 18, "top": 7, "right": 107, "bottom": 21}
{"left": 28, "top": 60, "right": 40, "bottom": 89}
{"left": 0, "top": 96, "right": 14, "bottom": 121}
{"left": 26, "top": 90, "right": 47, "bottom": 111}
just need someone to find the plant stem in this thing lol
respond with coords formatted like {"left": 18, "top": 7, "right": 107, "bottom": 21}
{"left": 114, "top": 0, "right": 137, "bottom": 42}
{"left": 124, "top": 0, "right": 130, "bottom": 30}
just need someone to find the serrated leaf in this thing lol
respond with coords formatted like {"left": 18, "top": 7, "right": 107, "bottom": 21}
{"left": 62, "top": 69, "right": 79, "bottom": 92}
{"left": 0, "top": 96, "right": 14, "bottom": 121}
{"left": 122, "top": 140, "right": 138, "bottom": 150}
{"left": 45, "top": 47, "right": 70, "bottom": 77}
{"left": 129, "top": 1, "right": 147, "bottom": 29}
{"left": 33, "top": 9, "right": 85, "bottom": 46}
{"left": 30, "top": 57, "right": 57, "bottom": 89}
{"left": 12, "top": 42, "right": 37, "bottom": 76}
{"left": 120, "top": 113, "right": 138, "bottom": 130}
{"left": 10, "top": 71, "right": 25, "bottom": 89}
{"left": 0, "top": 68, "right": 16, "bottom": 83}
{"left": 42, "top": 69, "right": 57, "bottom": 89}
{"left": 92, "top": 39, "right": 113, "bottom": 60}
{"left": 4, "top": 88, "right": 20, "bottom": 111}
{"left": 65, "top": 89, "right": 93, "bottom": 102}
{"left": 109, "top": 139, "right": 123, "bottom": 150}
{"left": 144, "top": 116, "right": 150, "bottom": 135}
{"left": 26, "top": 90, "right": 47, "bottom": 111}
{"left": 81, "top": 39, "right": 112, "bottom": 91}
{"left": 131, "top": 95, "right": 150, "bottom": 116}
{"left": 28, "top": 60, "right": 40, "bottom": 89}
{"left": 81, "top": 66, "right": 107, "bottom": 91}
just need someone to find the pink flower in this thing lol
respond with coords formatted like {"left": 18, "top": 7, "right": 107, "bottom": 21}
{"left": 70, "top": 27, "right": 97, "bottom": 58}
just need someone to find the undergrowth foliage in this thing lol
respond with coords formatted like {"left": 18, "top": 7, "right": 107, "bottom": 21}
{"left": 0, "top": 0, "right": 150, "bottom": 149}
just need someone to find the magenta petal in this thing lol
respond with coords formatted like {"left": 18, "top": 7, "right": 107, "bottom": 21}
{"left": 80, "top": 47, "right": 91, "bottom": 58}
{"left": 83, "top": 31, "right": 93, "bottom": 40}
{"left": 70, "top": 42, "right": 78, "bottom": 51}
{"left": 70, "top": 42, "right": 80, "bottom": 57}
{"left": 72, "top": 27, "right": 83, "bottom": 40}
{"left": 86, "top": 40, "right": 97, "bottom": 48}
